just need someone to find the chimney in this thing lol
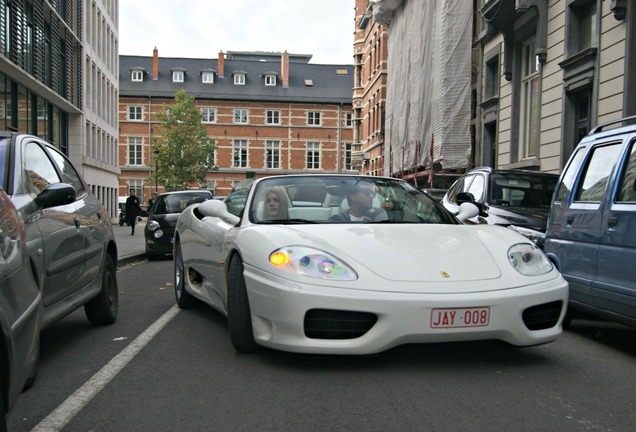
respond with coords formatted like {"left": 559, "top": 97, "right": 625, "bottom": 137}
{"left": 152, "top": 47, "right": 159, "bottom": 80}
{"left": 281, "top": 50, "right": 289, "bottom": 88}
{"left": 218, "top": 50, "right": 225, "bottom": 78}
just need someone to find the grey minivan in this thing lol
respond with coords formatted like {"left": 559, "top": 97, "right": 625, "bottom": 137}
{"left": 544, "top": 116, "right": 636, "bottom": 327}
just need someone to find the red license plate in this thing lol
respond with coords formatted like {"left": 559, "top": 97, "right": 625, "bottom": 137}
{"left": 430, "top": 307, "right": 490, "bottom": 328}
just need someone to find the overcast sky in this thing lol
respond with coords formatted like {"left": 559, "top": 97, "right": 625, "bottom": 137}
{"left": 119, "top": 0, "right": 356, "bottom": 64}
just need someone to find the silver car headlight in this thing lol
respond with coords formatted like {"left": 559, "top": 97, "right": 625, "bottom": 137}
{"left": 153, "top": 229, "right": 164, "bottom": 239}
{"left": 508, "top": 243, "right": 553, "bottom": 276}
{"left": 269, "top": 246, "right": 357, "bottom": 281}
{"left": 147, "top": 220, "right": 160, "bottom": 231}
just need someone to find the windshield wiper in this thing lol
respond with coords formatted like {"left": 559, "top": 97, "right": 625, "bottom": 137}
{"left": 258, "top": 218, "right": 317, "bottom": 224}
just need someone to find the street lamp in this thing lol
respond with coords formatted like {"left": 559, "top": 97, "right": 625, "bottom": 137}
{"left": 154, "top": 147, "right": 159, "bottom": 194}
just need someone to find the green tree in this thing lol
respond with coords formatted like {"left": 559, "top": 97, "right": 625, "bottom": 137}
{"left": 151, "top": 90, "right": 216, "bottom": 191}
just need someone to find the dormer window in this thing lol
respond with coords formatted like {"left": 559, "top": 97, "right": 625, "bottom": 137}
{"left": 262, "top": 71, "right": 278, "bottom": 86}
{"left": 172, "top": 70, "right": 184, "bottom": 83}
{"left": 202, "top": 71, "right": 214, "bottom": 84}
{"left": 233, "top": 71, "right": 246, "bottom": 85}
{"left": 131, "top": 70, "right": 144, "bottom": 82}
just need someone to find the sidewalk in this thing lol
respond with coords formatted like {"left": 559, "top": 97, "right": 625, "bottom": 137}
{"left": 112, "top": 220, "right": 147, "bottom": 266}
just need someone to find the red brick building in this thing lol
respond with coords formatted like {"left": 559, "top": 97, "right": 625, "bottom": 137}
{"left": 118, "top": 49, "right": 354, "bottom": 204}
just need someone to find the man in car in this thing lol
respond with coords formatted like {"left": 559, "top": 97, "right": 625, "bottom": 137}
{"left": 330, "top": 181, "right": 388, "bottom": 222}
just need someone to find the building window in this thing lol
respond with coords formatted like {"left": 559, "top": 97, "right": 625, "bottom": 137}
{"left": 127, "top": 137, "right": 143, "bottom": 165}
{"left": 201, "top": 108, "right": 216, "bottom": 123}
{"left": 129, "top": 179, "right": 143, "bottom": 197}
{"left": 345, "top": 112, "right": 353, "bottom": 127}
{"left": 233, "top": 139, "right": 248, "bottom": 168}
{"left": 306, "top": 142, "right": 320, "bottom": 169}
{"left": 234, "top": 73, "right": 246, "bottom": 85}
{"left": 266, "top": 110, "right": 280, "bottom": 125}
{"left": 484, "top": 54, "right": 500, "bottom": 100}
{"left": 207, "top": 180, "right": 217, "bottom": 195}
{"left": 307, "top": 111, "right": 321, "bottom": 126}
{"left": 128, "top": 106, "right": 143, "bottom": 121}
{"left": 568, "top": 0, "right": 597, "bottom": 55}
{"left": 266, "top": 141, "right": 280, "bottom": 169}
{"left": 131, "top": 70, "right": 143, "bottom": 82}
{"left": 172, "top": 71, "right": 184, "bottom": 82}
{"left": 234, "top": 109, "right": 248, "bottom": 124}
{"left": 202, "top": 72, "right": 214, "bottom": 83}
{"left": 520, "top": 38, "right": 540, "bottom": 159}
{"left": 265, "top": 75, "right": 276, "bottom": 86}
{"left": 344, "top": 143, "right": 352, "bottom": 170}
{"left": 207, "top": 149, "right": 216, "bottom": 168}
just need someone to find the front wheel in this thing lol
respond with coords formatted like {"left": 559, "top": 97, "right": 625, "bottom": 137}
{"left": 227, "top": 257, "right": 257, "bottom": 353}
{"left": 174, "top": 242, "right": 195, "bottom": 308}
{"left": 84, "top": 254, "right": 118, "bottom": 325}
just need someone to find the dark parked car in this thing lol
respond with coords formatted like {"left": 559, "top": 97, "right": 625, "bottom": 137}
{"left": 0, "top": 131, "right": 119, "bottom": 330}
{"left": 545, "top": 116, "right": 636, "bottom": 327}
{"left": 145, "top": 190, "right": 214, "bottom": 260}
{"left": 0, "top": 187, "right": 41, "bottom": 430}
{"left": 442, "top": 167, "right": 559, "bottom": 247}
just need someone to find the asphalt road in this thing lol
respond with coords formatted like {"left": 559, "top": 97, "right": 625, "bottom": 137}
{"left": 8, "top": 259, "right": 636, "bottom": 432}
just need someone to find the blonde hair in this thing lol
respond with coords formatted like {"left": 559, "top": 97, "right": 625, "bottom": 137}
{"left": 263, "top": 187, "right": 289, "bottom": 219}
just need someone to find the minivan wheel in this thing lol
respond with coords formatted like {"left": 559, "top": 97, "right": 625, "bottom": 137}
{"left": 84, "top": 255, "right": 118, "bottom": 325}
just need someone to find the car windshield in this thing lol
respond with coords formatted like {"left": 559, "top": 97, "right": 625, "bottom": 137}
{"left": 153, "top": 192, "right": 211, "bottom": 214}
{"left": 249, "top": 175, "right": 457, "bottom": 225}
{"left": 489, "top": 173, "right": 557, "bottom": 208}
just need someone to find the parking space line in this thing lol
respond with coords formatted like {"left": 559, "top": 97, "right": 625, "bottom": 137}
{"left": 31, "top": 305, "right": 181, "bottom": 432}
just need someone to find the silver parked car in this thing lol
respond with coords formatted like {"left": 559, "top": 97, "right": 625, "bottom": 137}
{"left": 0, "top": 186, "right": 41, "bottom": 430}
{"left": 0, "top": 131, "right": 118, "bottom": 330}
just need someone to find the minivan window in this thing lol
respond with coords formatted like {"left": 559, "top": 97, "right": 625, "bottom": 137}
{"left": 575, "top": 143, "right": 622, "bottom": 202}
{"left": 617, "top": 141, "right": 636, "bottom": 202}
{"left": 555, "top": 148, "right": 586, "bottom": 201}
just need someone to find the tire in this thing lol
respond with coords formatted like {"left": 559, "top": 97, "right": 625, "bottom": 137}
{"left": 174, "top": 242, "right": 195, "bottom": 308}
{"left": 227, "top": 257, "right": 257, "bottom": 353}
{"left": 0, "top": 384, "right": 7, "bottom": 432}
{"left": 84, "top": 254, "right": 118, "bottom": 325}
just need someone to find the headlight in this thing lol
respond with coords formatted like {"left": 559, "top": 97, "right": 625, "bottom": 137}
{"left": 508, "top": 243, "right": 553, "bottom": 276}
{"left": 507, "top": 225, "right": 546, "bottom": 248}
{"left": 269, "top": 246, "right": 357, "bottom": 281}
{"left": 153, "top": 229, "right": 164, "bottom": 239}
{"left": 147, "top": 220, "right": 160, "bottom": 231}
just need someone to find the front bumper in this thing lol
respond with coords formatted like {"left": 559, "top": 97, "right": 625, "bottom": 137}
{"left": 242, "top": 266, "right": 569, "bottom": 355}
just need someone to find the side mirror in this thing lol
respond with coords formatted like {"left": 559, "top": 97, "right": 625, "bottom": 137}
{"left": 455, "top": 202, "right": 480, "bottom": 222}
{"left": 34, "top": 183, "right": 76, "bottom": 209}
{"left": 198, "top": 199, "right": 240, "bottom": 225}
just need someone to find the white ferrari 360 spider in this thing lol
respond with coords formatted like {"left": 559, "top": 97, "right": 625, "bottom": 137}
{"left": 173, "top": 174, "right": 568, "bottom": 355}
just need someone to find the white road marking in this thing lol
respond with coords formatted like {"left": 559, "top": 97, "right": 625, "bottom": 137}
{"left": 31, "top": 305, "right": 181, "bottom": 432}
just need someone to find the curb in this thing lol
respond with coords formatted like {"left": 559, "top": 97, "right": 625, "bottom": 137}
{"left": 117, "top": 252, "right": 147, "bottom": 267}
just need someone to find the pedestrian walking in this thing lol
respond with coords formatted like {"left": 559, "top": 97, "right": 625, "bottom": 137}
{"left": 125, "top": 188, "right": 141, "bottom": 235}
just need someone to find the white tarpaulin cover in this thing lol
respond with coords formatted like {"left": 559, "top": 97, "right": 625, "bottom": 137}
{"left": 377, "top": 0, "right": 472, "bottom": 174}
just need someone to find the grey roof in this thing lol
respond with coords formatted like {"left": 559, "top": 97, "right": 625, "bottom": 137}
{"left": 119, "top": 52, "right": 354, "bottom": 104}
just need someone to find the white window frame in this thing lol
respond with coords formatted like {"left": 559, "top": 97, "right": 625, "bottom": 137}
{"left": 128, "top": 179, "right": 143, "bottom": 197}
{"left": 345, "top": 112, "right": 353, "bottom": 127}
{"left": 520, "top": 37, "right": 540, "bottom": 160}
{"left": 234, "top": 73, "right": 246, "bottom": 85}
{"left": 233, "top": 139, "right": 248, "bottom": 168}
{"left": 234, "top": 109, "right": 249, "bottom": 124}
{"left": 265, "top": 75, "right": 277, "bottom": 86}
{"left": 266, "top": 140, "right": 280, "bottom": 169}
{"left": 128, "top": 105, "right": 143, "bottom": 121}
{"left": 202, "top": 72, "right": 214, "bottom": 84}
{"left": 127, "top": 137, "right": 143, "bottom": 166}
{"left": 266, "top": 110, "right": 280, "bottom": 125}
{"left": 172, "top": 71, "right": 184, "bottom": 83}
{"left": 131, "top": 70, "right": 143, "bottom": 82}
{"left": 201, "top": 107, "right": 216, "bottom": 124}
{"left": 306, "top": 142, "right": 321, "bottom": 169}
{"left": 307, "top": 111, "right": 321, "bottom": 126}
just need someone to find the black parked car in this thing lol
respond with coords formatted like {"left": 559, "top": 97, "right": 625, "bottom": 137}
{"left": 0, "top": 187, "right": 41, "bottom": 430}
{"left": 442, "top": 167, "right": 559, "bottom": 247}
{"left": 0, "top": 131, "right": 119, "bottom": 330}
{"left": 145, "top": 190, "right": 213, "bottom": 260}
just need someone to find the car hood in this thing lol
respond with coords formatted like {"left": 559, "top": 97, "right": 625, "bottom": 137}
{"left": 485, "top": 205, "right": 549, "bottom": 231}
{"left": 238, "top": 224, "right": 534, "bottom": 284}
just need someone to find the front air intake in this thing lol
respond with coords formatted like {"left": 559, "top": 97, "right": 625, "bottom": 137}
{"left": 522, "top": 301, "right": 563, "bottom": 330}
{"left": 304, "top": 309, "right": 377, "bottom": 339}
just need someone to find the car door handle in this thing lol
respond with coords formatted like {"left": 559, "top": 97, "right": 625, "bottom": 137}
{"left": 566, "top": 214, "right": 574, "bottom": 225}
{"left": 608, "top": 216, "right": 618, "bottom": 229}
